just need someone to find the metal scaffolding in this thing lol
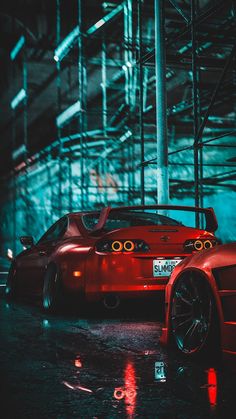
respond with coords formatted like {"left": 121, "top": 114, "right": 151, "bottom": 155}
{"left": 0, "top": 0, "right": 235, "bottom": 256}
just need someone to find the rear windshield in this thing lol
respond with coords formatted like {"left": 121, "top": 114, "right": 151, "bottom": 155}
{"left": 82, "top": 211, "right": 182, "bottom": 231}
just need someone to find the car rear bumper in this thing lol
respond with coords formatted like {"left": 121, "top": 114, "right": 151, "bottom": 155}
{"left": 84, "top": 252, "right": 186, "bottom": 298}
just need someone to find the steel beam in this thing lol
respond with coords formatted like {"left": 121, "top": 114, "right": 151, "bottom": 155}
{"left": 154, "top": 0, "right": 169, "bottom": 205}
{"left": 138, "top": 0, "right": 145, "bottom": 204}
{"left": 191, "top": 0, "right": 200, "bottom": 226}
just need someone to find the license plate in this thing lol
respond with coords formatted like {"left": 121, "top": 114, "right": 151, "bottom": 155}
{"left": 153, "top": 259, "right": 181, "bottom": 277}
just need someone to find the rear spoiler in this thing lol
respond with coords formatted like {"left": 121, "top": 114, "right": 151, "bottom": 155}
{"left": 92, "top": 205, "right": 218, "bottom": 233}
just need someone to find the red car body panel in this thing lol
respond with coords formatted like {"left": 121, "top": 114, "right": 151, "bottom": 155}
{"left": 12, "top": 205, "right": 218, "bottom": 305}
{"left": 160, "top": 243, "right": 236, "bottom": 360}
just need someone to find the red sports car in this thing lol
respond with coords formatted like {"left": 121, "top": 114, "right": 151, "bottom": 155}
{"left": 160, "top": 242, "right": 236, "bottom": 361}
{"left": 5, "top": 205, "right": 218, "bottom": 313}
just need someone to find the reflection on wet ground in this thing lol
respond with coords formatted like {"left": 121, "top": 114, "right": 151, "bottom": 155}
{"left": 0, "top": 289, "right": 236, "bottom": 418}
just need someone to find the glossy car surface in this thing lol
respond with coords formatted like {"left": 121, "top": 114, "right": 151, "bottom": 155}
{"left": 5, "top": 205, "right": 218, "bottom": 312}
{"left": 161, "top": 243, "right": 236, "bottom": 360}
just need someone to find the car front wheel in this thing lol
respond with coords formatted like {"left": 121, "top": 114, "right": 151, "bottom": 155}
{"left": 170, "top": 272, "right": 219, "bottom": 357}
{"left": 42, "top": 264, "right": 63, "bottom": 313}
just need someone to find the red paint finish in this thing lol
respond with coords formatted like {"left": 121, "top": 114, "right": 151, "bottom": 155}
{"left": 7, "top": 205, "right": 219, "bottom": 307}
{"left": 161, "top": 242, "right": 236, "bottom": 358}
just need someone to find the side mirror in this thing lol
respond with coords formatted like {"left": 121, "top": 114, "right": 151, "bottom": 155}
{"left": 20, "top": 236, "right": 34, "bottom": 247}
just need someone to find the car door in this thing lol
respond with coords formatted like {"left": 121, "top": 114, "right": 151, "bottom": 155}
{"left": 17, "top": 217, "right": 68, "bottom": 296}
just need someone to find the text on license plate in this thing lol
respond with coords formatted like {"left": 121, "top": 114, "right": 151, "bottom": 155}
{"left": 153, "top": 259, "right": 181, "bottom": 277}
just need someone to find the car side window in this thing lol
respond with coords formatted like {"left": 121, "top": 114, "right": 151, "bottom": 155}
{"left": 38, "top": 217, "right": 68, "bottom": 244}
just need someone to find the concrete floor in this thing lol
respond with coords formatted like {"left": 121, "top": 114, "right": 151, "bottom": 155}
{"left": 1, "top": 279, "right": 236, "bottom": 419}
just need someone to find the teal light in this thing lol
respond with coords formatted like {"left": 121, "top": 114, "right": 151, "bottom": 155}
{"left": 42, "top": 319, "right": 50, "bottom": 328}
{"left": 119, "top": 130, "right": 132, "bottom": 142}
{"left": 178, "top": 41, "right": 192, "bottom": 54}
{"left": 10, "top": 88, "right": 26, "bottom": 110}
{"left": 10, "top": 35, "right": 25, "bottom": 61}
{"left": 54, "top": 26, "right": 79, "bottom": 62}
{"left": 56, "top": 99, "right": 81, "bottom": 127}
{"left": 12, "top": 144, "right": 26, "bottom": 160}
{"left": 87, "top": 3, "right": 123, "bottom": 35}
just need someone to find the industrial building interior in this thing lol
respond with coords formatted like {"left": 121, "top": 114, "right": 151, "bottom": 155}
{"left": 0, "top": 0, "right": 235, "bottom": 418}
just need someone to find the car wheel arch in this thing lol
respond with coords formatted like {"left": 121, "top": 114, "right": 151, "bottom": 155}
{"left": 168, "top": 268, "right": 222, "bottom": 355}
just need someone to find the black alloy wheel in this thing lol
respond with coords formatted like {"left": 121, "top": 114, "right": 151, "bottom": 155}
{"left": 42, "top": 264, "right": 63, "bottom": 313}
{"left": 171, "top": 272, "right": 217, "bottom": 356}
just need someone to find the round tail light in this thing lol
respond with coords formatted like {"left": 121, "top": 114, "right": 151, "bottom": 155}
{"left": 193, "top": 240, "right": 204, "bottom": 251}
{"left": 124, "top": 240, "right": 135, "bottom": 252}
{"left": 111, "top": 241, "right": 123, "bottom": 252}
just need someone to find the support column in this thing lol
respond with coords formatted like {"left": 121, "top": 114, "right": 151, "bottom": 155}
{"left": 138, "top": 0, "right": 145, "bottom": 204}
{"left": 191, "top": 0, "right": 200, "bottom": 227}
{"left": 154, "top": 0, "right": 169, "bottom": 205}
{"left": 56, "top": 0, "right": 62, "bottom": 217}
{"left": 78, "top": 0, "right": 85, "bottom": 209}
{"left": 23, "top": 51, "right": 29, "bottom": 229}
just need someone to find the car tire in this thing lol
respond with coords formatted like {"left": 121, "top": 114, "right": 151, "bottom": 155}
{"left": 170, "top": 271, "right": 220, "bottom": 358}
{"left": 42, "top": 264, "right": 64, "bottom": 313}
{"left": 5, "top": 263, "right": 18, "bottom": 300}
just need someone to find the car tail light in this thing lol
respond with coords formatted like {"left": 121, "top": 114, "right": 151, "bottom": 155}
{"left": 123, "top": 240, "right": 135, "bottom": 252}
{"left": 96, "top": 239, "right": 149, "bottom": 253}
{"left": 111, "top": 241, "right": 123, "bottom": 252}
{"left": 184, "top": 238, "right": 217, "bottom": 252}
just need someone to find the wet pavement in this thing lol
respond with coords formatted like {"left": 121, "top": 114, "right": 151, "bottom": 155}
{"left": 1, "top": 283, "right": 236, "bottom": 419}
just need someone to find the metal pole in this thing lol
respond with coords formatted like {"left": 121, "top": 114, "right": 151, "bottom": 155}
{"left": 56, "top": 0, "right": 62, "bottom": 217}
{"left": 78, "top": 0, "right": 85, "bottom": 209}
{"left": 154, "top": 0, "right": 169, "bottom": 205}
{"left": 12, "top": 111, "right": 17, "bottom": 256}
{"left": 138, "top": 0, "right": 145, "bottom": 204}
{"left": 191, "top": 0, "right": 200, "bottom": 227}
{"left": 23, "top": 49, "right": 29, "bottom": 231}
{"left": 101, "top": 41, "right": 107, "bottom": 136}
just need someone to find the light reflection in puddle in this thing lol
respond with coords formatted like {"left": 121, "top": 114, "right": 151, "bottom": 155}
{"left": 62, "top": 380, "right": 93, "bottom": 393}
{"left": 177, "top": 365, "right": 219, "bottom": 411}
{"left": 74, "top": 356, "right": 82, "bottom": 368}
{"left": 124, "top": 361, "right": 137, "bottom": 418}
{"left": 113, "top": 360, "right": 137, "bottom": 418}
{"left": 60, "top": 350, "right": 220, "bottom": 417}
{"left": 207, "top": 368, "right": 218, "bottom": 409}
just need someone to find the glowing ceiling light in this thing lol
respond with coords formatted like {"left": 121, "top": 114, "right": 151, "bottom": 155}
{"left": 122, "top": 64, "right": 127, "bottom": 71}
{"left": 56, "top": 99, "right": 81, "bottom": 127}
{"left": 10, "top": 88, "right": 26, "bottom": 110}
{"left": 87, "top": 3, "right": 123, "bottom": 35}
{"left": 54, "top": 26, "right": 80, "bottom": 62}
{"left": 95, "top": 18, "right": 106, "bottom": 29}
{"left": 120, "top": 130, "right": 132, "bottom": 142}
{"left": 10, "top": 35, "right": 25, "bottom": 61}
